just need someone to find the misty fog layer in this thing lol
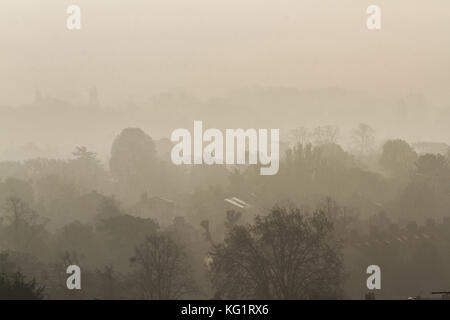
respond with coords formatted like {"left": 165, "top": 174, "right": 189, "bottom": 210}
{"left": 0, "top": 1, "right": 450, "bottom": 301}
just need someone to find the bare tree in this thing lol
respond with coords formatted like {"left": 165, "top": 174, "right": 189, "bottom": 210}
{"left": 2, "top": 196, "right": 39, "bottom": 250}
{"left": 312, "top": 125, "right": 340, "bottom": 145}
{"left": 289, "top": 126, "right": 310, "bottom": 146}
{"left": 97, "top": 265, "right": 117, "bottom": 299}
{"left": 0, "top": 271, "right": 45, "bottom": 300}
{"left": 130, "top": 233, "right": 197, "bottom": 299}
{"left": 352, "top": 123, "right": 375, "bottom": 156}
{"left": 209, "top": 206, "right": 344, "bottom": 299}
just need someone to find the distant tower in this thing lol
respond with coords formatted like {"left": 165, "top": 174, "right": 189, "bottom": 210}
{"left": 89, "top": 86, "right": 100, "bottom": 107}
{"left": 35, "top": 88, "right": 43, "bottom": 103}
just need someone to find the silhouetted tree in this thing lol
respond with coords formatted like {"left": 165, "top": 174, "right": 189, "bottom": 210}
{"left": 109, "top": 128, "right": 158, "bottom": 202}
{"left": 380, "top": 139, "right": 417, "bottom": 177}
{"left": 1, "top": 196, "right": 43, "bottom": 251}
{"left": 289, "top": 126, "right": 310, "bottom": 146}
{"left": 352, "top": 123, "right": 375, "bottom": 156}
{"left": 210, "top": 206, "right": 344, "bottom": 299}
{"left": 0, "top": 271, "right": 45, "bottom": 300}
{"left": 96, "top": 265, "right": 117, "bottom": 299}
{"left": 130, "top": 233, "right": 197, "bottom": 299}
{"left": 312, "top": 125, "right": 340, "bottom": 145}
{"left": 95, "top": 196, "right": 123, "bottom": 221}
{"left": 69, "top": 146, "right": 106, "bottom": 191}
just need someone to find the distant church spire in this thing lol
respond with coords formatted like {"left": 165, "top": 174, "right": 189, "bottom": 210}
{"left": 89, "top": 86, "right": 100, "bottom": 107}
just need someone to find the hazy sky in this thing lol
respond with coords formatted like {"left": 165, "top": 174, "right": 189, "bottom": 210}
{"left": 1, "top": 0, "right": 450, "bottom": 105}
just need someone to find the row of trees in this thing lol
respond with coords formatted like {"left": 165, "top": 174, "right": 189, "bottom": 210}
{"left": 0, "top": 125, "right": 449, "bottom": 299}
{"left": 0, "top": 201, "right": 345, "bottom": 299}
